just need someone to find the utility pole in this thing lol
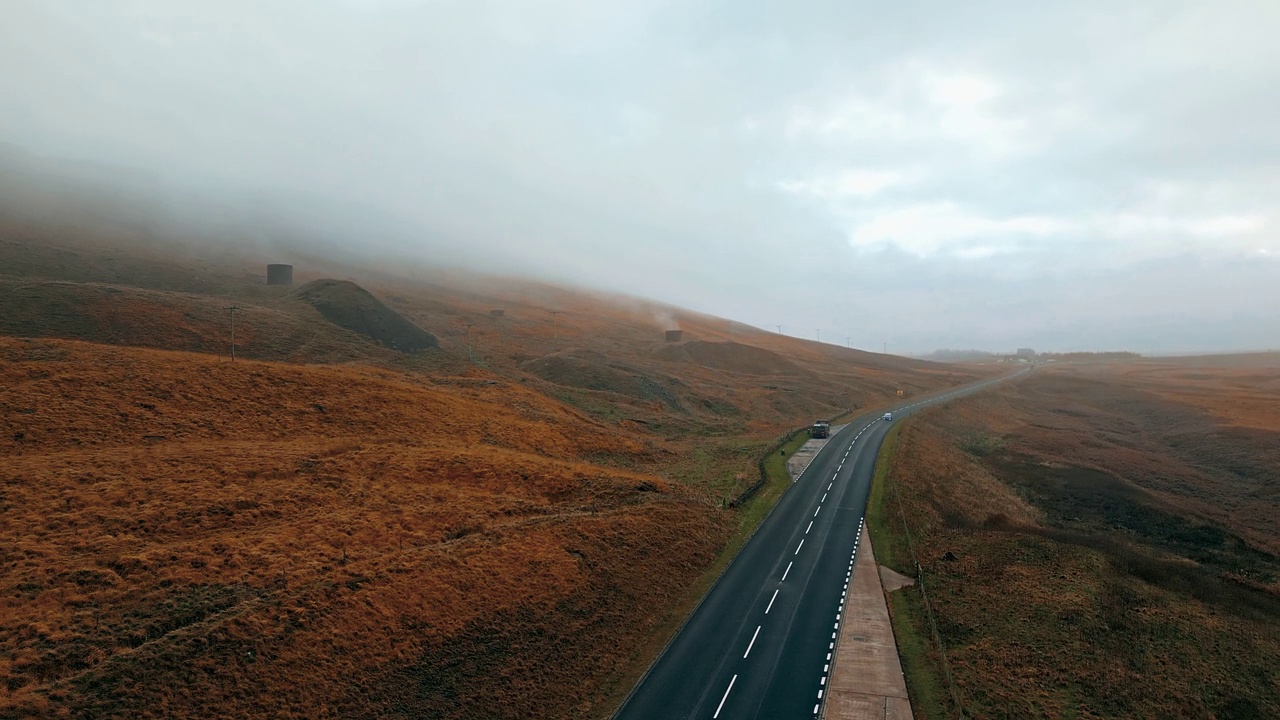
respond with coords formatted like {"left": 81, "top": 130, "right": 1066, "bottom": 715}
{"left": 464, "top": 323, "right": 475, "bottom": 363}
{"left": 777, "top": 325, "right": 782, "bottom": 335}
{"left": 225, "top": 305, "right": 240, "bottom": 362}
{"left": 816, "top": 329, "right": 821, "bottom": 343}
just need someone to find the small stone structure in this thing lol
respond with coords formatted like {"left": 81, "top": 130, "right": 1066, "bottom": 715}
{"left": 266, "top": 264, "right": 294, "bottom": 286}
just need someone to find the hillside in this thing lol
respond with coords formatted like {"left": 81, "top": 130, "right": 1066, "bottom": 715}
{"left": 0, "top": 217, "right": 990, "bottom": 439}
{"left": 0, "top": 277, "right": 405, "bottom": 365}
{"left": 0, "top": 337, "right": 723, "bottom": 718}
{"left": 0, "top": 189, "right": 996, "bottom": 718}
{"left": 870, "top": 363, "right": 1280, "bottom": 719}
{"left": 291, "top": 279, "right": 438, "bottom": 352}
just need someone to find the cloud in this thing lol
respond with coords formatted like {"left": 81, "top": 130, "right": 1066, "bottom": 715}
{"left": 784, "top": 63, "right": 1037, "bottom": 159}
{"left": 776, "top": 168, "right": 917, "bottom": 200}
{"left": 3, "top": 0, "right": 1279, "bottom": 353}
{"left": 845, "top": 202, "right": 1070, "bottom": 256}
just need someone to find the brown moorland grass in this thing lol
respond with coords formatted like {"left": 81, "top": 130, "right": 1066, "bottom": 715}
{"left": 874, "top": 365, "right": 1280, "bottom": 719}
{"left": 0, "top": 212, "right": 996, "bottom": 718}
{"left": 0, "top": 224, "right": 994, "bottom": 443}
{"left": 0, "top": 337, "right": 727, "bottom": 718}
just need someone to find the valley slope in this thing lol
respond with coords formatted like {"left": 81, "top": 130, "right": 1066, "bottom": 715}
{"left": 0, "top": 169, "right": 994, "bottom": 718}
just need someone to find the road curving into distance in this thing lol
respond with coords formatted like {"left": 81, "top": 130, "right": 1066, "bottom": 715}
{"left": 614, "top": 370, "right": 1027, "bottom": 720}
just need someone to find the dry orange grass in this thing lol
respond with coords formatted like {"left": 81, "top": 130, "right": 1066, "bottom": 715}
{"left": 1, "top": 337, "right": 644, "bottom": 460}
{"left": 1100, "top": 358, "right": 1280, "bottom": 432}
{"left": 0, "top": 219, "right": 997, "bottom": 718}
{"left": 0, "top": 337, "right": 725, "bottom": 718}
{"left": 879, "top": 366, "right": 1280, "bottom": 719}
{"left": 2, "top": 225, "right": 995, "bottom": 457}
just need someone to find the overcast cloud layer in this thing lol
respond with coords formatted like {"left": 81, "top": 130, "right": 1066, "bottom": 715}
{"left": 3, "top": 0, "right": 1278, "bottom": 354}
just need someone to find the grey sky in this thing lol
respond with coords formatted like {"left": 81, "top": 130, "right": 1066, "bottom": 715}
{"left": 3, "top": 0, "right": 1278, "bottom": 354}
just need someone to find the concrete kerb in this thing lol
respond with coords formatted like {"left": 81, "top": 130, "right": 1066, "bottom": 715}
{"left": 821, "top": 524, "right": 914, "bottom": 720}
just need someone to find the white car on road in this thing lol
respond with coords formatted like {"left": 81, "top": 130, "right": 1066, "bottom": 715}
{"left": 882, "top": 412, "right": 893, "bottom": 421}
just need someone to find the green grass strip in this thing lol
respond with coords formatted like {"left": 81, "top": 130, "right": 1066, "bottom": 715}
{"left": 867, "top": 421, "right": 952, "bottom": 720}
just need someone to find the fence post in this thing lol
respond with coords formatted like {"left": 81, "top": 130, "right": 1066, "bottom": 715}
{"left": 893, "top": 451, "right": 967, "bottom": 718}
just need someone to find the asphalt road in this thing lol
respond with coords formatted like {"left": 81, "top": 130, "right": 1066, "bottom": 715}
{"left": 613, "top": 372, "right": 1022, "bottom": 720}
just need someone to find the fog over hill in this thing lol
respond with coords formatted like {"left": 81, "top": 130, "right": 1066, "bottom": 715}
{"left": 3, "top": 1, "right": 1279, "bottom": 353}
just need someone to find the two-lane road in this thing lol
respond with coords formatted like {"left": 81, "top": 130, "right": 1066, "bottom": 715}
{"left": 614, "top": 373, "right": 1021, "bottom": 719}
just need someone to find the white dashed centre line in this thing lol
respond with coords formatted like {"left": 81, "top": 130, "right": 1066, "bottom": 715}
{"left": 814, "top": 506, "right": 821, "bottom": 517}
{"left": 743, "top": 625, "right": 761, "bottom": 658}
{"left": 805, "top": 521, "right": 813, "bottom": 534}
{"left": 765, "top": 589, "right": 779, "bottom": 614}
{"left": 821, "top": 492, "right": 827, "bottom": 502}
{"left": 781, "top": 561, "right": 793, "bottom": 582}
{"left": 795, "top": 539, "right": 805, "bottom": 555}
{"left": 713, "top": 675, "right": 737, "bottom": 719}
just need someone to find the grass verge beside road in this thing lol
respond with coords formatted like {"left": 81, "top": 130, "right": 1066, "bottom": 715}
{"left": 866, "top": 422, "right": 906, "bottom": 570}
{"left": 866, "top": 420, "right": 952, "bottom": 720}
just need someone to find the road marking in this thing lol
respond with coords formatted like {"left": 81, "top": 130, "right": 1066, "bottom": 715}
{"left": 795, "top": 539, "right": 805, "bottom": 555}
{"left": 744, "top": 625, "right": 761, "bottom": 658}
{"left": 781, "top": 561, "right": 793, "bottom": 582}
{"left": 713, "top": 675, "right": 737, "bottom": 719}
{"left": 814, "top": 506, "right": 821, "bottom": 517}
{"left": 821, "top": 492, "right": 827, "bottom": 502}
{"left": 805, "top": 521, "right": 813, "bottom": 534}
{"left": 766, "top": 589, "right": 779, "bottom": 614}
{"left": 827, "top": 482, "right": 832, "bottom": 490}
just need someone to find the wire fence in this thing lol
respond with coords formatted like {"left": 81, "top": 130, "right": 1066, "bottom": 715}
{"left": 892, "top": 458, "right": 968, "bottom": 719}
{"left": 729, "top": 408, "right": 853, "bottom": 508}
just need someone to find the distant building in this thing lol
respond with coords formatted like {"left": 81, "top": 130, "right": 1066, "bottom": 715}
{"left": 266, "top": 264, "right": 294, "bottom": 286}
{"left": 1015, "top": 347, "right": 1036, "bottom": 359}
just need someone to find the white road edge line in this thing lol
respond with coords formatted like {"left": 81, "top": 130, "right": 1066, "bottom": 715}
{"left": 743, "top": 625, "right": 761, "bottom": 658}
{"left": 713, "top": 675, "right": 737, "bottom": 719}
